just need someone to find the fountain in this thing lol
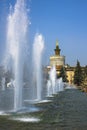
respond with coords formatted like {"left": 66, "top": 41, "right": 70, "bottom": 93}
{"left": 1, "top": 77, "right": 5, "bottom": 91}
{"left": 0, "top": 0, "right": 65, "bottom": 114}
{"left": 47, "top": 80, "right": 52, "bottom": 97}
{"left": 1, "top": 0, "right": 46, "bottom": 113}
{"left": 32, "top": 33, "right": 44, "bottom": 101}
{"left": 56, "top": 77, "right": 64, "bottom": 92}
{"left": 49, "top": 65, "right": 56, "bottom": 94}
{"left": 47, "top": 66, "right": 65, "bottom": 96}
{"left": 5, "top": 0, "right": 29, "bottom": 111}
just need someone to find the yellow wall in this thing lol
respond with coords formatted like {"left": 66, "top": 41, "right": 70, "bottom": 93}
{"left": 56, "top": 69, "right": 74, "bottom": 84}
{"left": 66, "top": 70, "right": 74, "bottom": 84}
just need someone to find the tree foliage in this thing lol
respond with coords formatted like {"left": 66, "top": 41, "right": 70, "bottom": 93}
{"left": 59, "top": 66, "right": 68, "bottom": 82}
{"left": 74, "top": 60, "right": 83, "bottom": 86}
{"left": 84, "top": 65, "right": 87, "bottom": 77}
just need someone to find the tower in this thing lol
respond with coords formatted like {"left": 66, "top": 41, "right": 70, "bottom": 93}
{"left": 54, "top": 40, "right": 61, "bottom": 55}
{"left": 50, "top": 40, "right": 65, "bottom": 67}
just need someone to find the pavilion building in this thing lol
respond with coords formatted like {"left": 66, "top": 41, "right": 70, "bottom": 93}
{"left": 47, "top": 40, "right": 75, "bottom": 84}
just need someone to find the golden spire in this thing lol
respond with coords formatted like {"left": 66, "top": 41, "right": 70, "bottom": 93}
{"left": 56, "top": 39, "right": 59, "bottom": 47}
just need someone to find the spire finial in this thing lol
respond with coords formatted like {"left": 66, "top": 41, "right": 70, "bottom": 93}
{"left": 56, "top": 39, "right": 59, "bottom": 47}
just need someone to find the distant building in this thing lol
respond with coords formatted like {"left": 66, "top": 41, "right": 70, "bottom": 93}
{"left": 50, "top": 40, "right": 65, "bottom": 68}
{"left": 47, "top": 40, "right": 75, "bottom": 84}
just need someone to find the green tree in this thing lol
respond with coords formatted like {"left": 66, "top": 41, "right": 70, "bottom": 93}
{"left": 59, "top": 66, "right": 68, "bottom": 82}
{"left": 81, "top": 65, "right": 87, "bottom": 89}
{"left": 74, "top": 60, "right": 83, "bottom": 86}
{"left": 84, "top": 65, "right": 87, "bottom": 77}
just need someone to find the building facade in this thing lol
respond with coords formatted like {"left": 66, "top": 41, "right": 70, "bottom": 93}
{"left": 47, "top": 40, "right": 75, "bottom": 84}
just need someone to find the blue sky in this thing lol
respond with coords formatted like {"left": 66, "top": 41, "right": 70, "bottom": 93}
{"left": 0, "top": 0, "right": 87, "bottom": 66}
